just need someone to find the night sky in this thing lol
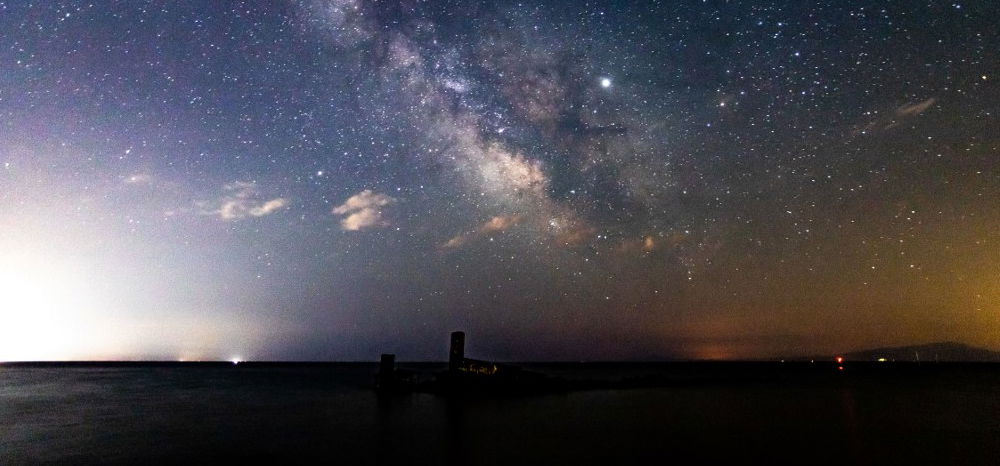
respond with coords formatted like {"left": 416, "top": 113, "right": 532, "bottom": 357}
{"left": 1, "top": 1, "right": 998, "bottom": 362}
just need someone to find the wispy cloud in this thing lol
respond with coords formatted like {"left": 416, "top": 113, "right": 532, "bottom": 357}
{"left": 202, "top": 182, "right": 289, "bottom": 220}
{"left": 896, "top": 98, "right": 937, "bottom": 117}
{"left": 332, "top": 190, "right": 396, "bottom": 231}
{"left": 854, "top": 97, "right": 939, "bottom": 134}
{"left": 442, "top": 214, "right": 523, "bottom": 249}
{"left": 481, "top": 214, "right": 521, "bottom": 233}
{"left": 441, "top": 235, "right": 468, "bottom": 249}
{"left": 615, "top": 235, "right": 666, "bottom": 255}
{"left": 249, "top": 198, "right": 289, "bottom": 217}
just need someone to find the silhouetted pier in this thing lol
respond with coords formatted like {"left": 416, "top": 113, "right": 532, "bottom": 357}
{"left": 375, "top": 331, "right": 564, "bottom": 395}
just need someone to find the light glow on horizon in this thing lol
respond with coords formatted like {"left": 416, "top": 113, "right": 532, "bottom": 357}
{"left": 0, "top": 251, "right": 97, "bottom": 361}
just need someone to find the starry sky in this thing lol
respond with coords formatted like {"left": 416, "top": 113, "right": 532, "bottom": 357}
{"left": 1, "top": 1, "right": 998, "bottom": 361}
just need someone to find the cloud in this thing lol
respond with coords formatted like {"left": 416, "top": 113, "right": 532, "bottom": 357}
{"left": 340, "top": 209, "right": 383, "bottom": 231}
{"left": 223, "top": 181, "right": 256, "bottom": 192}
{"left": 615, "top": 235, "right": 666, "bottom": 255}
{"left": 481, "top": 214, "right": 522, "bottom": 233}
{"left": 202, "top": 182, "right": 289, "bottom": 220}
{"left": 442, "top": 214, "right": 524, "bottom": 249}
{"left": 332, "top": 190, "right": 396, "bottom": 231}
{"left": 854, "top": 97, "right": 939, "bottom": 134}
{"left": 896, "top": 98, "right": 937, "bottom": 117}
{"left": 441, "top": 235, "right": 468, "bottom": 249}
{"left": 249, "top": 198, "right": 289, "bottom": 217}
{"left": 216, "top": 197, "right": 290, "bottom": 220}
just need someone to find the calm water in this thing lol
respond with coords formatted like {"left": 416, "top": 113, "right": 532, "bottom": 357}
{"left": 2, "top": 363, "right": 999, "bottom": 465}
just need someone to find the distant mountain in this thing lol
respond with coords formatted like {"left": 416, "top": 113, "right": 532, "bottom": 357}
{"left": 845, "top": 342, "right": 1000, "bottom": 362}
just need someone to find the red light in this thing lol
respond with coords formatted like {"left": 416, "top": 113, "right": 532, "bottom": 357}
{"left": 835, "top": 356, "right": 844, "bottom": 364}
{"left": 838, "top": 366, "right": 844, "bottom": 371}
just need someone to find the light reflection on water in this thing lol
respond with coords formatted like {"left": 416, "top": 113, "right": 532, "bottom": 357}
{"left": 2, "top": 364, "right": 1000, "bottom": 465}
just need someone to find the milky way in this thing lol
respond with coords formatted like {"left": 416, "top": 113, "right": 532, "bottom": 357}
{"left": 1, "top": 1, "right": 998, "bottom": 361}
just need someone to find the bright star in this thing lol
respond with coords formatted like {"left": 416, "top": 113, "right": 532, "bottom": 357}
{"left": 600, "top": 77, "right": 611, "bottom": 88}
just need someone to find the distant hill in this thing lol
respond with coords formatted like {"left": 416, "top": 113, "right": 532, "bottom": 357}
{"left": 845, "top": 342, "right": 1000, "bottom": 362}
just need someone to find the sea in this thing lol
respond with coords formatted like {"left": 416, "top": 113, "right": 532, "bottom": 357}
{"left": 2, "top": 362, "right": 999, "bottom": 465}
